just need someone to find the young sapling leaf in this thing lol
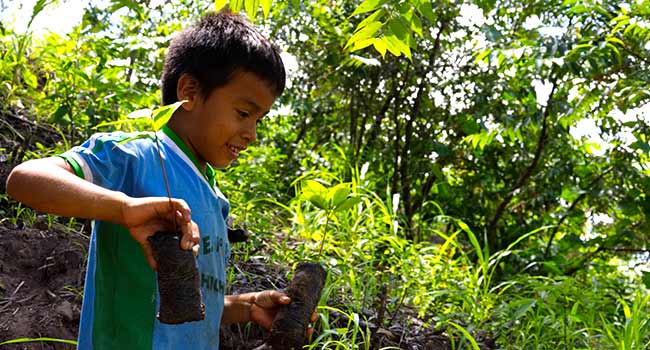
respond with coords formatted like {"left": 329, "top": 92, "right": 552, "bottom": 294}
{"left": 299, "top": 180, "right": 361, "bottom": 259}
{"left": 260, "top": 0, "right": 272, "bottom": 19}
{"left": 215, "top": 0, "right": 228, "bottom": 12}
{"left": 127, "top": 108, "right": 153, "bottom": 119}
{"left": 115, "top": 133, "right": 155, "bottom": 147}
{"left": 327, "top": 183, "right": 351, "bottom": 208}
{"left": 302, "top": 180, "right": 328, "bottom": 210}
{"left": 304, "top": 179, "right": 328, "bottom": 196}
{"left": 89, "top": 99, "right": 199, "bottom": 324}
{"left": 334, "top": 196, "right": 362, "bottom": 212}
{"left": 94, "top": 101, "right": 185, "bottom": 135}
{"left": 152, "top": 100, "right": 186, "bottom": 131}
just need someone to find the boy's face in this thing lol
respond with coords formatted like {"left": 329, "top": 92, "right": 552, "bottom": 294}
{"left": 181, "top": 71, "right": 276, "bottom": 169}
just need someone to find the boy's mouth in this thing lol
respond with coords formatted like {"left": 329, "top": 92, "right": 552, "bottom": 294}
{"left": 226, "top": 143, "right": 244, "bottom": 158}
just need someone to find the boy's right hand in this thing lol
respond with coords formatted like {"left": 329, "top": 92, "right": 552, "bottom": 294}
{"left": 119, "top": 196, "right": 200, "bottom": 270}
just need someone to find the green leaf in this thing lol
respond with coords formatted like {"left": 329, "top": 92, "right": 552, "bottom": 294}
{"left": 215, "top": 0, "right": 228, "bottom": 11}
{"left": 0, "top": 337, "right": 77, "bottom": 346}
{"left": 151, "top": 100, "right": 186, "bottom": 131}
{"left": 345, "top": 21, "right": 383, "bottom": 50}
{"left": 350, "top": 0, "right": 386, "bottom": 17}
{"left": 568, "top": 4, "right": 589, "bottom": 14}
{"left": 260, "top": 0, "right": 272, "bottom": 19}
{"left": 560, "top": 186, "right": 585, "bottom": 202}
{"left": 631, "top": 140, "right": 650, "bottom": 153}
{"left": 28, "top": 0, "right": 50, "bottom": 28}
{"left": 605, "top": 42, "right": 622, "bottom": 65}
{"left": 542, "top": 261, "right": 562, "bottom": 275}
{"left": 384, "top": 23, "right": 411, "bottom": 58}
{"left": 373, "top": 37, "right": 387, "bottom": 58}
{"left": 512, "top": 299, "right": 536, "bottom": 320}
{"left": 308, "top": 195, "right": 327, "bottom": 210}
{"left": 388, "top": 17, "right": 409, "bottom": 41}
{"left": 474, "top": 48, "right": 491, "bottom": 63}
{"left": 115, "top": 133, "right": 154, "bottom": 146}
{"left": 302, "top": 180, "right": 328, "bottom": 210}
{"left": 446, "top": 322, "right": 480, "bottom": 350}
{"left": 94, "top": 118, "right": 151, "bottom": 130}
{"left": 357, "top": 8, "right": 385, "bottom": 29}
{"left": 385, "top": 21, "right": 411, "bottom": 58}
{"left": 605, "top": 36, "right": 625, "bottom": 46}
{"left": 474, "top": 0, "right": 496, "bottom": 11}
{"left": 303, "top": 179, "right": 327, "bottom": 195}
{"left": 335, "top": 196, "right": 362, "bottom": 212}
{"left": 621, "top": 298, "right": 631, "bottom": 319}
{"left": 416, "top": 1, "right": 436, "bottom": 23}
{"left": 406, "top": 9, "right": 424, "bottom": 37}
{"left": 327, "top": 183, "right": 351, "bottom": 207}
{"left": 351, "top": 38, "right": 376, "bottom": 52}
{"left": 127, "top": 108, "right": 152, "bottom": 119}
{"left": 23, "top": 69, "right": 38, "bottom": 89}
{"left": 611, "top": 15, "right": 630, "bottom": 34}
{"left": 230, "top": 0, "right": 244, "bottom": 12}
{"left": 482, "top": 24, "right": 502, "bottom": 42}
{"left": 51, "top": 105, "right": 69, "bottom": 123}
{"left": 245, "top": 0, "right": 259, "bottom": 21}
{"left": 383, "top": 35, "right": 402, "bottom": 56}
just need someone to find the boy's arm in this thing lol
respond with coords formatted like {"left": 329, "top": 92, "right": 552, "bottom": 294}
{"left": 6, "top": 157, "right": 199, "bottom": 269}
{"left": 222, "top": 291, "right": 290, "bottom": 328}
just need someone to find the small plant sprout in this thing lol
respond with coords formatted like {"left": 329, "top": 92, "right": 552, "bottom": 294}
{"left": 97, "top": 100, "right": 186, "bottom": 222}
{"left": 96, "top": 100, "right": 206, "bottom": 325}
{"left": 299, "top": 179, "right": 362, "bottom": 257}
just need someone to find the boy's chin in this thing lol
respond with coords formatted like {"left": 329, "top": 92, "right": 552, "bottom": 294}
{"left": 211, "top": 160, "right": 231, "bottom": 169}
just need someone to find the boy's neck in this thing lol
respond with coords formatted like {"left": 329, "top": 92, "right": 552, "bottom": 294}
{"left": 165, "top": 119, "right": 207, "bottom": 173}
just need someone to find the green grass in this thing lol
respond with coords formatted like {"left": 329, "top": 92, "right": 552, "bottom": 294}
{"left": 0, "top": 337, "right": 77, "bottom": 346}
{"left": 223, "top": 164, "right": 650, "bottom": 349}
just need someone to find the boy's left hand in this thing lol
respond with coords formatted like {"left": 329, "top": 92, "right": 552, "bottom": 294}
{"left": 249, "top": 290, "right": 318, "bottom": 336}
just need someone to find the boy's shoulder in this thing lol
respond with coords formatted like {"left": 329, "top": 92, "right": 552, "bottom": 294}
{"left": 88, "top": 130, "right": 156, "bottom": 143}
{"left": 83, "top": 131, "right": 157, "bottom": 150}
{"left": 75, "top": 130, "right": 162, "bottom": 160}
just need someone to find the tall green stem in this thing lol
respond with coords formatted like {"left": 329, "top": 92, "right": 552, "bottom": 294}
{"left": 317, "top": 210, "right": 331, "bottom": 257}
{"left": 154, "top": 133, "right": 176, "bottom": 230}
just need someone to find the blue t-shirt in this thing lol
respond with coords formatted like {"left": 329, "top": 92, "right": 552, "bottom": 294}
{"left": 60, "top": 126, "right": 230, "bottom": 349}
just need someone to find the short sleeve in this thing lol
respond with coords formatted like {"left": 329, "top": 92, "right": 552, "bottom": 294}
{"left": 58, "top": 132, "right": 141, "bottom": 192}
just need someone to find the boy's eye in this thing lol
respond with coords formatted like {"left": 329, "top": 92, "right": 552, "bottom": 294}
{"left": 237, "top": 110, "right": 250, "bottom": 118}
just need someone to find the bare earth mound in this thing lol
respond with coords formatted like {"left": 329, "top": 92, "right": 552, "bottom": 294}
{"left": 0, "top": 223, "right": 86, "bottom": 350}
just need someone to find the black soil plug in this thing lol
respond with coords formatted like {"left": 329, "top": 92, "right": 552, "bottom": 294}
{"left": 148, "top": 230, "right": 205, "bottom": 324}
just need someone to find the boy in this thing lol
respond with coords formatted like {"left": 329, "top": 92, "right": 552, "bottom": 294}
{"left": 6, "top": 10, "right": 309, "bottom": 349}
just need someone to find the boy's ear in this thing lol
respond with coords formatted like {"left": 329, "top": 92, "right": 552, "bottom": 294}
{"left": 177, "top": 73, "right": 201, "bottom": 111}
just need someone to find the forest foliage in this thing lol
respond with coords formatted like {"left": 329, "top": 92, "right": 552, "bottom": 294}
{"left": 1, "top": 0, "right": 649, "bottom": 348}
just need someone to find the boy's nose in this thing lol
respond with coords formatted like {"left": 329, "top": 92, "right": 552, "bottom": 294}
{"left": 241, "top": 122, "right": 257, "bottom": 144}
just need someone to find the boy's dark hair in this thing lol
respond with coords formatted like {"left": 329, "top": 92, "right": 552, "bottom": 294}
{"left": 161, "top": 10, "right": 285, "bottom": 105}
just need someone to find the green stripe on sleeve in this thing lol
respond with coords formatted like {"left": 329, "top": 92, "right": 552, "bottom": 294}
{"left": 58, "top": 154, "right": 85, "bottom": 179}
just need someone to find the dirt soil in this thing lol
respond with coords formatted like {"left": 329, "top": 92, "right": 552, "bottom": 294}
{"left": 0, "top": 222, "right": 86, "bottom": 350}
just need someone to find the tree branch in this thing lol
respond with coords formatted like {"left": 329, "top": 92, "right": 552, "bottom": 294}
{"left": 604, "top": 248, "right": 650, "bottom": 254}
{"left": 544, "top": 166, "right": 614, "bottom": 258}
{"left": 399, "top": 20, "right": 448, "bottom": 238}
{"left": 486, "top": 79, "right": 558, "bottom": 252}
{"left": 358, "top": 63, "right": 411, "bottom": 156}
